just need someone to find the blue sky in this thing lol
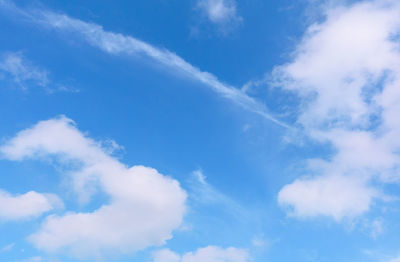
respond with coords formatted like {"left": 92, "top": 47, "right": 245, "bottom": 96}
{"left": 0, "top": 0, "right": 400, "bottom": 261}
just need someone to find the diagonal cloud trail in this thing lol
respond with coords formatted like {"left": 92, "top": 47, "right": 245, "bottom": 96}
{"left": 0, "top": 0, "right": 290, "bottom": 129}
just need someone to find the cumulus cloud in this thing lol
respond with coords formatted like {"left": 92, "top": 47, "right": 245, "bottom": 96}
{"left": 272, "top": 0, "right": 400, "bottom": 128}
{"left": 153, "top": 249, "right": 181, "bottom": 262}
{"left": 153, "top": 246, "right": 249, "bottom": 262}
{"left": 278, "top": 175, "right": 377, "bottom": 220}
{"left": 0, "top": 190, "right": 62, "bottom": 221}
{"left": 274, "top": 0, "right": 400, "bottom": 220}
{"left": 196, "top": 0, "right": 242, "bottom": 28}
{"left": 0, "top": 116, "right": 187, "bottom": 258}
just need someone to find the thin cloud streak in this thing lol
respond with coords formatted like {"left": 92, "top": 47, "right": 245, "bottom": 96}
{"left": 189, "top": 170, "right": 251, "bottom": 220}
{"left": 0, "top": 52, "right": 48, "bottom": 89}
{"left": 0, "top": 0, "right": 289, "bottom": 129}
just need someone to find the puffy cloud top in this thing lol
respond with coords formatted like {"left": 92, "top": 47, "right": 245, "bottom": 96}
{"left": 0, "top": 116, "right": 187, "bottom": 258}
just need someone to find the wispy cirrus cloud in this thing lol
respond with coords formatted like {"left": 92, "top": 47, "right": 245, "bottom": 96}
{"left": 0, "top": 51, "right": 78, "bottom": 93}
{"left": 0, "top": 0, "right": 287, "bottom": 128}
{"left": 0, "top": 52, "right": 48, "bottom": 89}
{"left": 0, "top": 243, "right": 15, "bottom": 253}
{"left": 188, "top": 169, "right": 248, "bottom": 218}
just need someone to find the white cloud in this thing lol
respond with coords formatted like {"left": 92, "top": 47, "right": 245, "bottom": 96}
{"left": 391, "top": 257, "right": 400, "bottom": 262}
{"left": 189, "top": 170, "right": 247, "bottom": 217}
{"left": 278, "top": 175, "right": 377, "bottom": 221}
{"left": 0, "top": 243, "right": 15, "bottom": 252}
{"left": 19, "top": 257, "right": 44, "bottom": 262}
{"left": 153, "top": 246, "right": 249, "bottom": 262}
{"left": 153, "top": 249, "right": 181, "bottom": 262}
{"left": 0, "top": 190, "right": 62, "bottom": 221}
{"left": 196, "top": 0, "right": 242, "bottom": 26}
{"left": 17, "top": 256, "right": 61, "bottom": 262}
{"left": 369, "top": 218, "right": 384, "bottom": 239}
{"left": 0, "top": 52, "right": 48, "bottom": 89}
{"left": 0, "top": 1, "right": 287, "bottom": 128}
{"left": 0, "top": 116, "right": 187, "bottom": 258}
{"left": 0, "top": 51, "right": 78, "bottom": 92}
{"left": 251, "top": 236, "right": 269, "bottom": 249}
{"left": 273, "top": 0, "right": 400, "bottom": 220}
{"left": 273, "top": 0, "right": 400, "bottom": 128}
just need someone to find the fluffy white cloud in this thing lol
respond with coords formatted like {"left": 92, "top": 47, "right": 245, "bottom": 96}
{"left": 278, "top": 175, "right": 377, "bottom": 220}
{"left": 196, "top": 0, "right": 242, "bottom": 26}
{"left": 273, "top": 0, "right": 400, "bottom": 128}
{"left": 274, "top": 0, "right": 400, "bottom": 220}
{"left": 153, "top": 246, "right": 249, "bottom": 262}
{"left": 0, "top": 116, "right": 187, "bottom": 258}
{"left": 0, "top": 190, "right": 61, "bottom": 221}
{"left": 153, "top": 249, "right": 181, "bottom": 262}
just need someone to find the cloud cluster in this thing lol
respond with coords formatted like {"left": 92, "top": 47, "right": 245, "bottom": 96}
{"left": 275, "top": 0, "right": 400, "bottom": 220}
{"left": 153, "top": 246, "right": 249, "bottom": 262}
{"left": 0, "top": 116, "right": 187, "bottom": 258}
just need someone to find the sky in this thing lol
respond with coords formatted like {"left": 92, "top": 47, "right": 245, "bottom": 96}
{"left": 0, "top": 0, "right": 400, "bottom": 261}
